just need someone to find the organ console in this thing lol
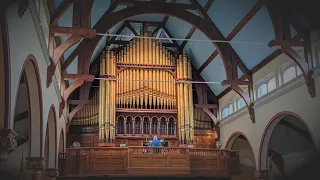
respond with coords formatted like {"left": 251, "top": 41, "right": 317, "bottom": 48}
{"left": 69, "top": 27, "right": 216, "bottom": 148}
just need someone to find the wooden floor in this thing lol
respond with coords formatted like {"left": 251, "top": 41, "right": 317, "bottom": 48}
{"left": 57, "top": 174, "right": 232, "bottom": 180}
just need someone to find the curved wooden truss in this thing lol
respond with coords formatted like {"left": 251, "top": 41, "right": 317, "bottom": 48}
{"left": 46, "top": 0, "right": 317, "bottom": 125}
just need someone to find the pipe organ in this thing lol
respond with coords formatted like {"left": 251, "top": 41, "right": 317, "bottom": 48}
{"left": 71, "top": 90, "right": 99, "bottom": 126}
{"left": 68, "top": 30, "right": 214, "bottom": 148}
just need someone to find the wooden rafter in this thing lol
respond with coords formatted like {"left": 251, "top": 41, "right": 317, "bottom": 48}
{"left": 118, "top": 0, "right": 198, "bottom": 10}
{"left": 266, "top": 0, "right": 316, "bottom": 97}
{"left": 151, "top": 0, "right": 174, "bottom": 36}
{"left": 64, "top": 1, "right": 257, "bottom": 123}
{"left": 217, "top": 34, "right": 301, "bottom": 99}
{"left": 50, "top": 26, "right": 96, "bottom": 38}
{"left": 124, "top": 21, "right": 138, "bottom": 36}
{"left": 198, "top": 0, "right": 265, "bottom": 73}
{"left": 179, "top": 0, "right": 214, "bottom": 51}
{"left": 50, "top": 0, "right": 73, "bottom": 25}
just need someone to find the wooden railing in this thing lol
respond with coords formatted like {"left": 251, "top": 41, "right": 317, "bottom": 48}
{"left": 59, "top": 147, "right": 239, "bottom": 176}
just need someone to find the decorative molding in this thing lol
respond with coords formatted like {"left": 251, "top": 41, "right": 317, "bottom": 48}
{"left": 0, "top": 133, "right": 17, "bottom": 159}
{"left": 254, "top": 170, "right": 269, "bottom": 179}
{"left": 25, "top": 157, "right": 46, "bottom": 175}
{"left": 43, "top": 168, "right": 59, "bottom": 179}
{"left": 28, "top": 0, "right": 62, "bottom": 104}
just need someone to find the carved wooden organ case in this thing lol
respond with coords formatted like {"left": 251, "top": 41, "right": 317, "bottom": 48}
{"left": 97, "top": 31, "right": 194, "bottom": 144}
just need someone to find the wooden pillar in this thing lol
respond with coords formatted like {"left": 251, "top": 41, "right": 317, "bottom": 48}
{"left": 132, "top": 119, "right": 135, "bottom": 135}
{"left": 166, "top": 119, "right": 169, "bottom": 136}
{"left": 141, "top": 121, "right": 144, "bottom": 135}
{"left": 157, "top": 119, "right": 161, "bottom": 135}
{"left": 149, "top": 119, "right": 152, "bottom": 135}
{"left": 124, "top": 118, "right": 127, "bottom": 135}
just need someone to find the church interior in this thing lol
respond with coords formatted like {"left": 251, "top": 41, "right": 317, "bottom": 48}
{"left": 1, "top": 0, "right": 320, "bottom": 180}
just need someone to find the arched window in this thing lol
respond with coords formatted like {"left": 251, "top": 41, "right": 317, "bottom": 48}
{"left": 283, "top": 66, "right": 296, "bottom": 84}
{"left": 237, "top": 98, "right": 245, "bottom": 109}
{"left": 135, "top": 117, "right": 141, "bottom": 135}
{"left": 267, "top": 77, "right": 276, "bottom": 92}
{"left": 221, "top": 103, "right": 234, "bottom": 119}
{"left": 117, "top": 116, "right": 124, "bottom": 134}
{"left": 228, "top": 103, "right": 233, "bottom": 114}
{"left": 168, "top": 117, "right": 175, "bottom": 135}
{"left": 256, "top": 74, "right": 276, "bottom": 99}
{"left": 152, "top": 117, "right": 158, "bottom": 134}
{"left": 257, "top": 84, "right": 267, "bottom": 98}
{"left": 126, "top": 116, "right": 133, "bottom": 134}
{"left": 222, "top": 107, "right": 229, "bottom": 119}
{"left": 143, "top": 117, "right": 149, "bottom": 135}
{"left": 160, "top": 117, "right": 166, "bottom": 135}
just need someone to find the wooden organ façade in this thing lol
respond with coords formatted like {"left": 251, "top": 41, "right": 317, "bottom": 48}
{"left": 68, "top": 31, "right": 216, "bottom": 148}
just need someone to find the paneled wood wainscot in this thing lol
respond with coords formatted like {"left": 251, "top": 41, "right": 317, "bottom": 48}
{"left": 58, "top": 147, "right": 239, "bottom": 176}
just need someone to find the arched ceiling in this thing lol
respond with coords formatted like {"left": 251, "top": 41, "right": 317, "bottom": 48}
{"left": 54, "top": 0, "right": 299, "bottom": 96}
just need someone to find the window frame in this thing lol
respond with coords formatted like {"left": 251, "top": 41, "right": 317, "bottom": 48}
{"left": 236, "top": 96, "right": 246, "bottom": 110}
{"left": 255, "top": 72, "right": 277, "bottom": 99}
{"left": 281, "top": 61, "right": 303, "bottom": 85}
{"left": 314, "top": 41, "right": 320, "bottom": 67}
{"left": 235, "top": 89, "right": 248, "bottom": 111}
{"left": 221, "top": 101, "right": 235, "bottom": 119}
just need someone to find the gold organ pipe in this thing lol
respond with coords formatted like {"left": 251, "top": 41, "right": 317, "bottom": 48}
{"left": 132, "top": 40, "right": 136, "bottom": 108}
{"left": 188, "top": 57, "right": 194, "bottom": 142}
{"left": 183, "top": 52, "right": 189, "bottom": 142}
{"left": 111, "top": 54, "right": 116, "bottom": 142}
{"left": 179, "top": 52, "right": 185, "bottom": 143}
{"left": 98, "top": 57, "right": 102, "bottom": 131}
{"left": 148, "top": 34, "right": 152, "bottom": 109}
{"left": 101, "top": 51, "right": 106, "bottom": 141}
{"left": 136, "top": 39, "right": 140, "bottom": 108}
{"left": 129, "top": 42, "right": 133, "bottom": 108}
{"left": 165, "top": 71, "right": 169, "bottom": 109}
{"left": 105, "top": 49, "right": 110, "bottom": 142}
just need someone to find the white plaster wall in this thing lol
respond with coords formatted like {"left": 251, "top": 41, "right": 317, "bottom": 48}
{"left": 219, "top": 72, "right": 320, "bottom": 170}
{"left": 13, "top": 84, "right": 29, "bottom": 116}
{"left": 6, "top": 1, "right": 66, "bottom": 158}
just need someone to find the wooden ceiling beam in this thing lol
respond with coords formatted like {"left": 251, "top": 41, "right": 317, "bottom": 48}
{"left": 63, "top": 73, "right": 95, "bottom": 82}
{"left": 266, "top": 0, "right": 315, "bottom": 98}
{"left": 50, "top": 0, "right": 73, "bottom": 25}
{"left": 162, "top": 26, "right": 180, "bottom": 48}
{"left": 68, "top": 1, "right": 259, "bottom": 123}
{"left": 50, "top": 26, "right": 96, "bottom": 38}
{"left": 180, "top": 0, "right": 213, "bottom": 51}
{"left": 118, "top": 0, "right": 198, "bottom": 10}
{"left": 198, "top": 0, "right": 265, "bottom": 73}
{"left": 124, "top": 21, "right": 138, "bottom": 36}
{"left": 125, "top": 20, "right": 161, "bottom": 25}
{"left": 217, "top": 34, "right": 301, "bottom": 99}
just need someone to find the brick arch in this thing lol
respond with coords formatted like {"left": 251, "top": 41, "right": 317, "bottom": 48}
{"left": 258, "top": 111, "right": 317, "bottom": 170}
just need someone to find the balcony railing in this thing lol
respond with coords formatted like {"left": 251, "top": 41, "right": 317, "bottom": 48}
{"left": 58, "top": 147, "right": 239, "bottom": 176}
